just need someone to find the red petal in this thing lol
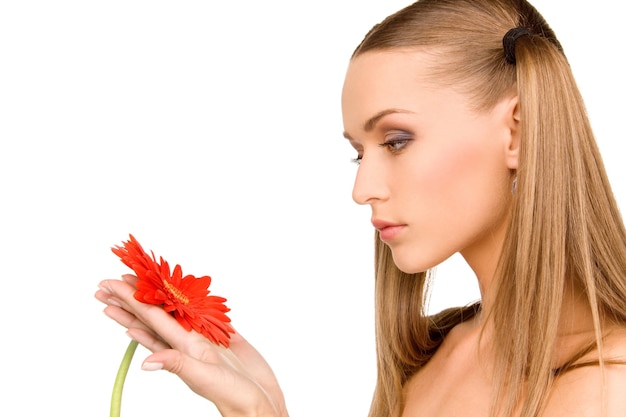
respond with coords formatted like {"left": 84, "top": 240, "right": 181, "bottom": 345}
{"left": 113, "top": 234, "right": 234, "bottom": 347}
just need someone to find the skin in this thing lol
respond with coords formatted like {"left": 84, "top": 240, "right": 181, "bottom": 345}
{"left": 342, "top": 49, "right": 520, "bottom": 304}
{"left": 342, "top": 50, "right": 626, "bottom": 417}
{"left": 95, "top": 274, "right": 288, "bottom": 417}
{"left": 95, "top": 49, "right": 626, "bottom": 417}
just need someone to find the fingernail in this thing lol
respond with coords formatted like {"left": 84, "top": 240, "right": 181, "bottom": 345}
{"left": 107, "top": 298, "right": 122, "bottom": 307}
{"left": 98, "top": 283, "right": 112, "bottom": 294}
{"left": 142, "top": 362, "right": 164, "bottom": 371}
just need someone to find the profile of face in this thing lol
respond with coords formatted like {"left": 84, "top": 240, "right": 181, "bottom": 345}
{"left": 341, "top": 50, "right": 520, "bottom": 276}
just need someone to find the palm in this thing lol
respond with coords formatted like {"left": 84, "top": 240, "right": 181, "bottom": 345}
{"left": 96, "top": 276, "right": 287, "bottom": 417}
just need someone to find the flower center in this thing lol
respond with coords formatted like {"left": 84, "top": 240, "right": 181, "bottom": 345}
{"left": 163, "top": 279, "right": 190, "bottom": 304}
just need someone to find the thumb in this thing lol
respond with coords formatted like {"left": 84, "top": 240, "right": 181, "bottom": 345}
{"left": 140, "top": 349, "right": 184, "bottom": 373}
{"left": 140, "top": 349, "right": 233, "bottom": 401}
{"left": 140, "top": 349, "right": 276, "bottom": 415}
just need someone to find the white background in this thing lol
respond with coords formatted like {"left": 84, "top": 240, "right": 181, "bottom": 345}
{"left": 0, "top": 1, "right": 623, "bottom": 416}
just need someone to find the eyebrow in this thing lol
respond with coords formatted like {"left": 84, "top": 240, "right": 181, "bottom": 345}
{"left": 343, "top": 108, "right": 414, "bottom": 139}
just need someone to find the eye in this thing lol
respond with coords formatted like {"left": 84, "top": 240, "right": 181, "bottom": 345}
{"left": 379, "top": 132, "right": 413, "bottom": 154}
{"left": 347, "top": 140, "right": 363, "bottom": 165}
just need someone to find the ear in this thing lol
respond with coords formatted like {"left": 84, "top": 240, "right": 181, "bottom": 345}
{"left": 503, "top": 94, "right": 520, "bottom": 170}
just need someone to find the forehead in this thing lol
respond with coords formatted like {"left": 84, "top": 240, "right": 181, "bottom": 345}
{"left": 341, "top": 50, "right": 433, "bottom": 107}
{"left": 341, "top": 50, "right": 463, "bottom": 130}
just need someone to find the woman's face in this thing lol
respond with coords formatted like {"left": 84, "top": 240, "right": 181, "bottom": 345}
{"left": 341, "top": 50, "right": 518, "bottom": 276}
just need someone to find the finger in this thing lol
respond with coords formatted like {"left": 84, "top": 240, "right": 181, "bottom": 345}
{"left": 126, "top": 327, "right": 170, "bottom": 353}
{"left": 227, "top": 332, "right": 274, "bottom": 376}
{"left": 103, "top": 304, "right": 169, "bottom": 348}
{"left": 99, "top": 279, "right": 204, "bottom": 350}
{"left": 103, "top": 304, "right": 158, "bottom": 336}
{"left": 225, "top": 332, "right": 286, "bottom": 406}
{"left": 96, "top": 279, "right": 137, "bottom": 311}
{"left": 95, "top": 287, "right": 122, "bottom": 307}
{"left": 97, "top": 279, "right": 137, "bottom": 306}
{"left": 95, "top": 276, "right": 130, "bottom": 307}
{"left": 227, "top": 331, "right": 253, "bottom": 356}
{"left": 97, "top": 281, "right": 161, "bottom": 340}
{"left": 121, "top": 274, "right": 138, "bottom": 286}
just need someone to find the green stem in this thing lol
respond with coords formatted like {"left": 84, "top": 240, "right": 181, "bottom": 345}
{"left": 110, "top": 339, "right": 139, "bottom": 417}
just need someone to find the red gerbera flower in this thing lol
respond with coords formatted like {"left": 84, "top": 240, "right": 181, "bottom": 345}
{"left": 111, "top": 234, "right": 234, "bottom": 347}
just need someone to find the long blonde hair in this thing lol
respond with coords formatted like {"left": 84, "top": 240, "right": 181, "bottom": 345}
{"left": 353, "top": 1, "right": 626, "bottom": 416}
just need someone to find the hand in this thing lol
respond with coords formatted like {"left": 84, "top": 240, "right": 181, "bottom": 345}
{"left": 95, "top": 274, "right": 288, "bottom": 417}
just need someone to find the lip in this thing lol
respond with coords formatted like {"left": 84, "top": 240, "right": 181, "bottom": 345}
{"left": 372, "top": 219, "right": 406, "bottom": 242}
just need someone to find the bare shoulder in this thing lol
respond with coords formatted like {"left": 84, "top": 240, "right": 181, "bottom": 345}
{"left": 545, "top": 327, "right": 626, "bottom": 417}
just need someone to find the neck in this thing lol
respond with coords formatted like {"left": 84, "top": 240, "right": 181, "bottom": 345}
{"left": 459, "top": 223, "right": 508, "bottom": 318}
{"left": 466, "top": 256, "right": 600, "bottom": 368}
{"left": 553, "top": 283, "right": 601, "bottom": 366}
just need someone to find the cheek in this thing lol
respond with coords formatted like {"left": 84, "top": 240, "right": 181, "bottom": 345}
{"left": 418, "top": 140, "right": 482, "bottom": 200}
{"left": 409, "top": 136, "right": 507, "bottom": 225}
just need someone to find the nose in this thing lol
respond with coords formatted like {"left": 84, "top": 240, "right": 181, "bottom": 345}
{"left": 352, "top": 155, "right": 389, "bottom": 205}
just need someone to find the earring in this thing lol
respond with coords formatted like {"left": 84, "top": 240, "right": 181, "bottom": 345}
{"left": 512, "top": 176, "right": 518, "bottom": 195}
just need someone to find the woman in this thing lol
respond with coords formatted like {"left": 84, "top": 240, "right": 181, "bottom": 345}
{"left": 95, "top": 0, "right": 626, "bottom": 416}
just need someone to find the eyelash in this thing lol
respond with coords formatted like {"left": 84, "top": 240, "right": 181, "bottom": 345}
{"left": 351, "top": 136, "right": 412, "bottom": 165}
{"left": 379, "top": 137, "right": 411, "bottom": 153}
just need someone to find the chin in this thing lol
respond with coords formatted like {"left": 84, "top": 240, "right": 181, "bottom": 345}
{"left": 391, "top": 253, "right": 430, "bottom": 274}
{"left": 389, "top": 246, "right": 447, "bottom": 274}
